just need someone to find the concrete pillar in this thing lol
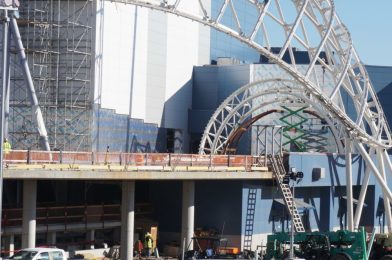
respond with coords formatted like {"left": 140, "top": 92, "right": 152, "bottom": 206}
{"left": 22, "top": 180, "right": 37, "bottom": 248}
{"left": 345, "top": 138, "right": 354, "bottom": 231}
{"left": 9, "top": 234, "right": 14, "bottom": 257}
{"left": 88, "top": 229, "right": 95, "bottom": 249}
{"left": 121, "top": 181, "right": 135, "bottom": 260}
{"left": 47, "top": 231, "right": 56, "bottom": 246}
{"left": 181, "top": 190, "right": 186, "bottom": 248}
{"left": 182, "top": 181, "right": 195, "bottom": 250}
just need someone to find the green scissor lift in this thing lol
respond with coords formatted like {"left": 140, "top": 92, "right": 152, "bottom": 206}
{"left": 279, "top": 106, "right": 329, "bottom": 152}
{"left": 279, "top": 106, "right": 309, "bottom": 152}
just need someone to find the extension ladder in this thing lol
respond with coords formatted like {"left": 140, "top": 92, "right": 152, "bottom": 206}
{"left": 268, "top": 154, "right": 305, "bottom": 232}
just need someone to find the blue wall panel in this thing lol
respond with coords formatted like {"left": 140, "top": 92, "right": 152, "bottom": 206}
{"left": 92, "top": 107, "right": 164, "bottom": 152}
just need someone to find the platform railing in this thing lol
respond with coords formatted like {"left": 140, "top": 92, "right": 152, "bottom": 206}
{"left": 2, "top": 202, "right": 154, "bottom": 228}
{"left": 3, "top": 150, "right": 270, "bottom": 171}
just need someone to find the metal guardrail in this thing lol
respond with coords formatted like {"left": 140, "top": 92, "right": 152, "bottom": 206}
{"left": 2, "top": 203, "right": 153, "bottom": 228}
{"left": 3, "top": 150, "right": 269, "bottom": 171}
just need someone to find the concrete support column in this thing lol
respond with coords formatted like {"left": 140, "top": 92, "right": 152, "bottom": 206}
{"left": 182, "top": 181, "right": 195, "bottom": 250}
{"left": 47, "top": 231, "right": 56, "bottom": 246}
{"left": 88, "top": 229, "right": 95, "bottom": 249}
{"left": 22, "top": 180, "right": 37, "bottom": 248}
{"left": 9, "top": 234, "right": 14, "bottom": 257}
{"left": 345, "top": 138, "right": 354, "bottom": 231}
{"left": 121, "top": 181, "right": 135, "bottom": 260}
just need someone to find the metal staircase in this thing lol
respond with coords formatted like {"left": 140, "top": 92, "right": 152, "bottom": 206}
{"left": 268, "top": 154, "right": 305, "bottom": 232}
{"left": 243, "top": 188, "right": 257, "bottom": 250}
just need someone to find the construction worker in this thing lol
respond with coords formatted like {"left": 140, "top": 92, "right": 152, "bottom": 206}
{"left": 3, "top": 138, "right": 11, "bottom": 155}
{"left": 134, "top": 239, "right": 143, "bottom": 257}
{"left": 144, "top": 232, "right": 153, "bottom": 257}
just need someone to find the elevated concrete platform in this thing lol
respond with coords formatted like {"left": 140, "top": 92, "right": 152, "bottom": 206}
{"left": 4, "top": 168, "right": 273, "bottom": 180}
{"left": 3, "top": 151, "right": 274, "bottom": 180}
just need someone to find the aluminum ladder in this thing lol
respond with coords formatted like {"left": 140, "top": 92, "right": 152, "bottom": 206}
{"left": 243, "top": 188, "right": 257, "bottom": 250}
{"left": 268, "top": 154, "right": 305, "bottom": 232}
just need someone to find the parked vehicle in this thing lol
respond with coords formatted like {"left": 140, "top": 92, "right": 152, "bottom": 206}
{"left": 5, "top": 248, "right": 67, "bottom": 260}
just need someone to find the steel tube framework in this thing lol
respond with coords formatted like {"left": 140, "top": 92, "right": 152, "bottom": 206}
{"left": 8, "top": 0, "right": 93, "bottom": 151}
{"left": 9, "top": 15, "right": 50, "bottom": 151}
{"left": 111, "top": 0, "right": 392, "bottom": 230}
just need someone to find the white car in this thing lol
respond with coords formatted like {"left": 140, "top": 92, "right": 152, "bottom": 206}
{"left": 6, "top": 248, "right": 67, "bottom": 260}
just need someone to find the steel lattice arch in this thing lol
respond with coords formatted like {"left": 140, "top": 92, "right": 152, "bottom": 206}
{"left": 198, "top": 78, "right": 346, "bottom": 155}
{"left": 112, "top": 0, "right": 392, "bottom": 231}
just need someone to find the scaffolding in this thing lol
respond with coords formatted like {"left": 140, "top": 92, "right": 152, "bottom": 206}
{"left": 8, "top": 0, "right": 93, "bottom": 151}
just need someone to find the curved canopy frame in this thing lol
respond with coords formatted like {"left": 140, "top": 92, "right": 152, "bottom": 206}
{"left": 198, "top": 78, "right": 345, "bottom": 154}
{"left": 111, "top": 0, "right": 392, "bottom": 232}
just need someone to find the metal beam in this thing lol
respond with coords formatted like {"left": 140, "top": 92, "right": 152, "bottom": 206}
{"left": 356, "top": 144, "right": 392, "bottom": 204}
{"left": 353, "top": 148, "right": 374, "bottom": 228}
{"left": 345, "top": 137, "right": 354, "bottom": 231}
{"left": 378, "top": 149, "right": 392, "bottom": 232}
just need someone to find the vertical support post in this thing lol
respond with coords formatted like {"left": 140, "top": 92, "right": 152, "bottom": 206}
{"left": 264, "top": 126, "right": 268, "bottom": 156}
{"left": 377, "top": 149, "right": 392, "bottom": 233}
{"left": 169, "top": 153, "right": 172, "bottom": 167}
{"left": 9, "top": 234, "right": 14, "bottom": 257}
{"left": 182, "top": 181, "right": 195, "bottom": 251}
{"left": 47, "top": 231, "right": 56, "bottom": 246}
{"left": 271, "top": 126, "right": 275, "bottom": 155}
{"left": 345, "top": 138, "right": 354, "bottom": 231}
{"left": 88, "top": 229, "right": 95, "bottom": 249}
{"left": 255, "top": 126, "right": 258, "bottom": 156}
{"left": 0, "top": 10, "right": 10, "bottom": 253}
{"left": 22, "top": 179, "right": 37, "bottom": 248}
{"left": 279, "top": 126, "right": 283, "bottom": 155}
{"left": 59, "top": 150, "right": 63, "bottom": 164}
{"left": 4, "top": 11, "right": 10, "bottom": 140}
{"left": 354, "top": 163, "right": 372, "bottom": 228}
{"left": 121, "top": 181, "right": 135, "bottom": 260}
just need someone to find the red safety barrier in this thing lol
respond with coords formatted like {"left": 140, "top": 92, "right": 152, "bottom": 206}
{"left": 4, "top": 150, "right": 268, "bottom": 170}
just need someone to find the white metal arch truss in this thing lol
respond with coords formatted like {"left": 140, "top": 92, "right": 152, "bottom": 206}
{"left": 112, "top": 0, "right": 392, "bottom": 231}
{"left": 198, "top": 78, "right": 345, "bottom": 155}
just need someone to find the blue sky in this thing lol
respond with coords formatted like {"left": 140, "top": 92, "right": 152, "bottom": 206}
{"left": 335, "top": 0, "right": 392, "bottom": 66}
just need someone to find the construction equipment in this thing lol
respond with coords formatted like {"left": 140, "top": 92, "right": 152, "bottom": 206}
{"left": 268, "top": 154, "right": 305, "bottom": 232}
{"left": 265, "top": 228, "right": 367, "bottom": 260}
{"left": 184, "top": 237, "right": 240, "bottom": 260}
{"left": 369, "top": 233, "right": 392, "bottom": 260}
{"left": 279, "top": 106, "right": 309, "bottom": 152}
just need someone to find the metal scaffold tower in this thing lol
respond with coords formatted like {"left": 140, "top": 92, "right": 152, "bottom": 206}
{"left": 8, "top": 0, "right": 93, "bottom": 151}
{"left": 112, "top": 0, "right": 392, "bottom": 233}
